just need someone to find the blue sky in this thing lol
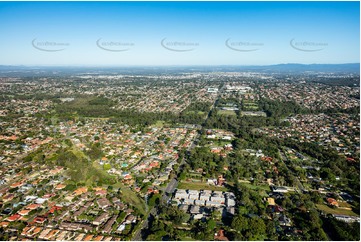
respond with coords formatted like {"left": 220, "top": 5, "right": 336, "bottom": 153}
{"left": 0, "top": 1, "right": 359, "bottom": 66}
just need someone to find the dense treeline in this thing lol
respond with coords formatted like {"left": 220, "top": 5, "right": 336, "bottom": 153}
{"left": 310, "top": 77, "right": 360, "bottom": 87}
{"left": 217, "top": 97, "right": 240, "bottom": 106}
{"left": 204, "top": 98, "right": 307, "bottom": 136}
{"left": 205, "top": 112, "right": 284, "bottom": 136}
{"left": 258, "top": 98, "right": 309, "bottom": 117}
{"left": 277, "top": 138, "right": 339, "bottom": 162}
{"left": 186, "top": 146, "right": 229, "bottom": 177}
{"left": 108, "top": 111, "right": 177, "bottom": 127}
{"left": 55, "top": 96, "right": 212, "bottom": 126}
{"left": 145, "top": 205, "right": 196, "bottom": 240}
{"left": 176, "top": 101, "right": 211, "bottom": 125}
{"left": 56, "top": 96, "right": 309, "bottom": 128}
{"left": 55, "top": 96, "right": 177, "bottom": 126}
{"left": 321, "top": 217, "right": 360, "bottom": 241}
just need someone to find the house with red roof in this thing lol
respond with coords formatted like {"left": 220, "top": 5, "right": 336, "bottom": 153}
{"left": 95, "top": 189, "right": 107, "bottom": 196}
{"left": 26, "top": 204, "right": 41, "bottom": 210}
{"left": 6, "top": 214, "right": 22, "bottom": 222}
{"left": 32, "top": 216, "right": 46, "bottom": 224}
{"left": 0, "top": 221, "right": 9, "bottom": 228}
{"left": 327, "top": 198, "right": 339, "bottom": 207}
{"left": 18, "top": 209, "right": 31, "bottom": 216}
{"left": 214, "top": 229, "right": 229, "bottom": 241}
{"left": 2, "top": 193, "right": 15, "bottom": 202}
{"left": 49, "top": 205, "right": 62, "bottom": 214}
{"left": 10, "top": 181, "right": 24, "bottom": 188}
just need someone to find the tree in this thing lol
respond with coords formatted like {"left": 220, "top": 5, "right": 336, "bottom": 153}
{"left": 148, "top": 194, "right": 160, "bottom": 207}
{"left": 248, "top": 217, "right": 266, "bottom": 240}
{"left": 231, "top": 215, "right": 249, "bottom": 232}
{"left": 179, "top": 171, "right": 186, "bottom": 181}
{"left": 266, "top": 220, "right": 278, "bottom": 240}
{"left": 207, "top": 219, "right": 217, "bottom": 231}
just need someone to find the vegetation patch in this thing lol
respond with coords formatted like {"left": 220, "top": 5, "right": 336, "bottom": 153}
{"left": 177, "top": 182, "right": 228, "bottom": 192}
{"left": 113, "top": 182, "right": 146, "bottom": 215}
{"left": 217, "top": 110, "right": 237, "bottom": 116}
{"left": 238, "top": 183, "right": 271, "bottom": 192}
{"left": 316, "top": 204, "right": 358, "bottom": 216}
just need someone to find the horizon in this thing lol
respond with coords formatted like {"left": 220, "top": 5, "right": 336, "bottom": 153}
{"left": 0, "top": 62, "right": 360, "bottom": 67}
{"left": 0, "top": 1, "right": 359, "bottom": 66}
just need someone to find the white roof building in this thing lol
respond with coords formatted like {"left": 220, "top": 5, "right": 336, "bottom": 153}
{"left": 183, "top": 199, "right": 195, "bottom": 205}
{"left": 206, "top": 200, "right": 222, "bottom": 207}
{"left": 199, "top": 195, "right": 210, "bottom": 201}
{"left": 35, "top": 198, "right": 47, "bottom": 204}
{"left": 175, "top": 193, "right": 188, "bottom": 200}
{"left": 227, "top": 198, "right": 236, "bottom": 207}
{"left": 195, "top": 200, "right": 205, "bottom": 206}
{"left": 193, "top": 214, "right": 203, "bottom": 220}
{"left": 188, "top": 190, "right": 199, "bottom": 195}
{"left": 189, "top": 194, "right": 199, "bottom": 200}
{"left": 117, "top": 224, "right": 125, "bottom": 233}
{"left": 210, "top": 196, "right": 225, "bottom": 204}
{"left": 272, "top": 186, "right": 289, "bottom": 193}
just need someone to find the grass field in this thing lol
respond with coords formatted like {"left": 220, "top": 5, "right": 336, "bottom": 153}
{"left": 338, "top": 201, "right": 353, "bottom": 208}
{"left": 217, "top": 110, "right": 237, "bottom": 116}
{"left": 242, "top": 101, "right": 259, "bottom": 111}
{"left": 240, "top": 111, "right": 267, "bottom": 117}
{"left": 186, "top": 111, "right": 205, "bottom": 115}
{"left": 113, "top": 182, "right": 146, "bottom": 215}
{"left": 177, "top": 182, "right": 228, "bottom": 192}
{"left": 179, "top": 237, "right": 196, "bottom": 241}
{"left": 243, "top": 107, "right": 259, "bottom": 111}
{"left": 242, "top": 104, "right": 259, "bottom": 111}
{"left": 237, "top": 182, "right": 270, "bottom": 197}
{"left": 316, "top": 204, "right": 358, "bottom": 216}
{"left": 206, "top": 140, "right": 232, "bottom": 147}
{"left": 238, "top": 182, "right": 271, "bottom": 191}
{"left": 152, "top": 120, "right": 166, "bottom": 128}
{"left": 57, "top": 143, "right": 117, "bottom": 186}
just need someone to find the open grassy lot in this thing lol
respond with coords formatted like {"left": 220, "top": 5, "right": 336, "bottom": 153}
{"left": 217, "top": 110, "right": 237, "bottom": 116}
{"left": 186, "top": 111, "right": 205, "bottom": 115}
{"left": 205, "top": 140, "right": 232, "bottom": 147}
{"left": 316, "top": 204, "right": 358, "bottom": 216}
{"left": 242, "top": 100, "right": 259, "bottom": 110}
{"left": 179, "top": 236, "right": 196, "bottom": 241}
{"left": 238, "top": 182, "right": 271, "bottom": 192}
{"left": 152, "top": 120, "right": 167, "bottom": 128}
{"left": 240, "top": 111, "right": 267, "bottom": 117}
{"left": 177, "top": 182, "right": 228, "bottom": 192}
{"left": 236, "top": 182, "right": 270, "bottom": 197}
{"left": 113, "top": 182, "right": 146, "bottom": 215}
{"left": 338, "top": 201, "right": 353, "bottom": 208}
{"left": 56, "top": 95, "right": 117, "bottom": 118}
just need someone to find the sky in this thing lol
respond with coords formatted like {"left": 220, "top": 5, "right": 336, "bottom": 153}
{"left": 0, "top": 1, "right": 359, "bottom": 66}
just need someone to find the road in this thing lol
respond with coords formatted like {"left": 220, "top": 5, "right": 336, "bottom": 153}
{"left": 132, "top": 207, "right": 157, "bottom": 241}
{"left": 202, "top": 91, "right": 219, "bottom": 127}
{"left": 162, "top": 178, "right": 178, "bottom": 202}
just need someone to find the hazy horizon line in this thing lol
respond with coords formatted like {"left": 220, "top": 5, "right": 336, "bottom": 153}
{"left": 0, "top": 63, "right": 359, "bottom": 68}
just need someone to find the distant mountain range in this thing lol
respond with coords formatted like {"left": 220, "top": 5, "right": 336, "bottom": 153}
{"left": 192, "top": 63, "right": 360, "bottom": 74}
{"left": 241, "top": 63, "right": 360, "bottom": 73}
{"left": 0, "top": 63, "right": 359, "bottom": 77}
